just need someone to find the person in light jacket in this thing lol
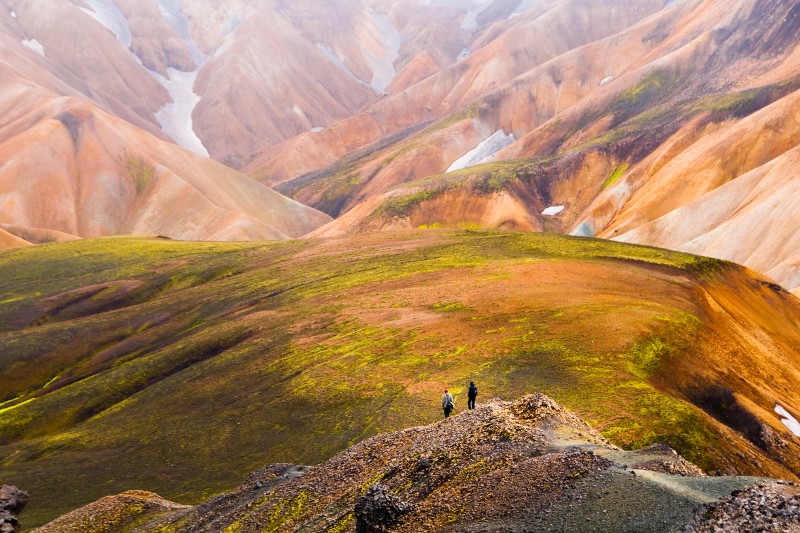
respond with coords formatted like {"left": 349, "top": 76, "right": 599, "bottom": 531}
{"left": 442, "top": 389, "right": 455, "bottom": 418}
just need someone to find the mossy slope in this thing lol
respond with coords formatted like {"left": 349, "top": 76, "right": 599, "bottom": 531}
{"left": 2, "top": 232, "right": 800, "bottom": 527}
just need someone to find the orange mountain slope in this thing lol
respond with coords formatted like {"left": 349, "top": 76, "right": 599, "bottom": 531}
{"left": 0, "top": 76, "right": 331, "bottom": 243}
{"left": 258, "top": 0, "right": 800, "bottom": 293}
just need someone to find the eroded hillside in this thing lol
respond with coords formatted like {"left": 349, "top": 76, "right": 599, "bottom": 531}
{"left": 256, "top": 0, "right": 800, "bottom": 295}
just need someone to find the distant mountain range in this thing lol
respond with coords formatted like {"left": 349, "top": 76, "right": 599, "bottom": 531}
{"left": 2, "top": 0, "right": 800, "bottom": 293}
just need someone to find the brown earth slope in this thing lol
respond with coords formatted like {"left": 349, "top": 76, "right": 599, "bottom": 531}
{"left": 0, "top": 75, "right": 331, "bottom": 242}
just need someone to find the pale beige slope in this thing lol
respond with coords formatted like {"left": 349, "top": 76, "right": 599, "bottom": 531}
{"left": 191, "top": 1, "right": 377, "bottom": 167}
{"left": 0, "top": 79, "right": 331, "bottom": 241}
{"left": 579, "top": 84, "right": 800, "bottom": 238}
{"left": 568, "top": 81, "right": 800, "bottom": 291}
{"left": 8, "top": 0, "right": 169, "bottom": 130}
{"left": 190, "top": 0, "right": 480, "bottom": 167}
{"left": 614, "top": 144, "right": 800, "bottom": 294}
{"left": 0, "top": 226, "right": 30, "bottom": 249}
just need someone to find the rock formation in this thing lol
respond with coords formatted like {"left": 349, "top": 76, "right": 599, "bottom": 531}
{"left": 0, "top": 486, "right": 29, "bottom": 533}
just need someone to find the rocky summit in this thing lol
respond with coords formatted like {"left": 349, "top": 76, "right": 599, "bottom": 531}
{"left": 32, "top": 395, "right": 800, "bottom": 532}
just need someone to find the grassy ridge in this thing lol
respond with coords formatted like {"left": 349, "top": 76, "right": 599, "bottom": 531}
{"left": 0, "top": 232, "right": 797, "bottom": 528}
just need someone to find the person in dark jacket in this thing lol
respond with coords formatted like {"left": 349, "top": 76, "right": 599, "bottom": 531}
{"left": 442, "top": 389, "right": 455, "bottom": 418}
{"left": 467, "top": 381, "right": 478, "bottom": 410}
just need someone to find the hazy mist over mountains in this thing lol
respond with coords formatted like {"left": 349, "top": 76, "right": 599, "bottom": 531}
{"left": 3, "top": 1, "right": 800, "bottom": 531}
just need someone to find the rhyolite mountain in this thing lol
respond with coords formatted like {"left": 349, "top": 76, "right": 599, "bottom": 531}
{"left": 3, "top": 0, "right": 800, "bottom": 295}
{"left": 2, "top": 232, "right": 800, "bottom": 528}
{"left": 251, "top": 0, "right": 800, "bottom": 296}
{"left": 30, "top": 395, "right": 800, "bottom": 532}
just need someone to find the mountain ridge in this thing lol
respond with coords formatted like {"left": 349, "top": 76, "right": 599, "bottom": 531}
{"left": 29, "top": 394, "right": 800, "bottom": 532}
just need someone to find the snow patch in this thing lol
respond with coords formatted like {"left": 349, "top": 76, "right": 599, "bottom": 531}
{"left": 600, "top": 75, "right": 614, "bottom": 86}
{"left": 447, "top": 130, "right": 515, "bottom": 173}
{"left": 775, "top": 405, "right": 800, "bottom": 437}
{"left": 363, "top": 11, "right": 401, "bottom": 93}
{"left": 144, "top": 1, "right": 208, "bottom": 156}
{"left": 21, "top": 39, "right": 45, "bottom": 56}
{"left": 292, "top": 104, "right": 307, "bottom": 120}
{"left": 156, "top": 0, "right": 204, "bottom": 64}
{"left": 542, "top": 206, "right": 565, "bottom": 216}
{"left": 79, "top": 0, "right": 132, "bottom": 47}
{"left": 152, "top": 68, "right": 208, "bottom": 157}
{"left": 311, "top": 127, "right": 325, "bottom": 133}
{"left": 316, "top": 42, "right": 369, "bottom": 88}
{"left": 10, "top": 10, "right": 16, "bottom": 18}
{"left": 457, "top": 48, "right": 470, "bottom": 61}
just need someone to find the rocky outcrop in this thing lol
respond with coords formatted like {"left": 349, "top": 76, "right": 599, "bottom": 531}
{"left": 354, "top": 483, "right": 411, "bottom": 533}
{"left": 0, "top": 486, "right": 29, "bottom": 533}
{"left": 32, "top": 395, "right": 794, "bottom": 532}
{"left": 686, "top": 482, "right": 800, "bottom": 532}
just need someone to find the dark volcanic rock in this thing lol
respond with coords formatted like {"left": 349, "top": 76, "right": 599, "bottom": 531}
{"left": 685, "top": 481, "right": 800, "bottom": 532}
{"left": 355, "top": 483, "right": 412, "bottom": 533}
{"left": 0, "top": 486, "right": 29, "bottom": 533}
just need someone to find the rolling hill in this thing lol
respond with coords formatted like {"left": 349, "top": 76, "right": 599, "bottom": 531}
{"left": 0, "top": 78, "right": 331, "bottom": 245}
{"left": 1, "top": 231, "right": 800, "bottom": 527}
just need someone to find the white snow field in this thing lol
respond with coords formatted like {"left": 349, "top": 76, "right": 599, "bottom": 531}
{"left": 447, "top": 130, "right": 516, "bottom": 172}
{"left": 152, "top": 68, "right": 208, "bottom": 157}
{"left": 775, "top": 405, "right": 800, "bottom": 437}
{"left": 79, "top": 0, "right": 132, "bottom": 47}
{"left": 21, "top": 39, "right": 45, "bottom": 56}
{"left": 363, "top": 11, "right": 401, "bottom": 93}
{"left": 150, "top": 0, "right": 209, "bottom": 157}
{"left": 542, "top": 206, "right": 565, "bottom": 216}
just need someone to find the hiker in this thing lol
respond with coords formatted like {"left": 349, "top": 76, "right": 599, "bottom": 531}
{"left": 467, "top": 381, "right": 478, "bottom": 410}
{"left": 442, "top": 389, "right": 455, "bottom": 418}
